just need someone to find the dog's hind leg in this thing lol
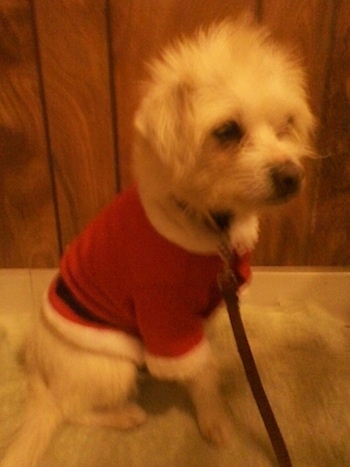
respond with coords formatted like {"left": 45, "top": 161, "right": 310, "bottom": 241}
{"left": 50, "top": 352, "right": 147, "bottom": 431}
{"left": 69, "top": 403, "right": 147, "bottom": 429}
{"left": 60, "top": 353, "right": 147, "bottom": 430}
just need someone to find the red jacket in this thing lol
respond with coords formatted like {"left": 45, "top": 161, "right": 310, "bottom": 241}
{"left": 46, "top": 186, "right": 251, "bottom": 378}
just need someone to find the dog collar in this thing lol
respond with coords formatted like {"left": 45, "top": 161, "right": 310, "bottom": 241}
{"left": 172, "top": 196, "right": 233, "bottom": 235}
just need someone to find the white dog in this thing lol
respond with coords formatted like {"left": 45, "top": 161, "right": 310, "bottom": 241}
{"left": 1, "top": 19, "right": 314, "bottom": 467}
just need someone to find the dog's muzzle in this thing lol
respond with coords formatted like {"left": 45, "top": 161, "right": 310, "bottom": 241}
{"left": 270, "top": 161, "right": 304, "bottom": 200}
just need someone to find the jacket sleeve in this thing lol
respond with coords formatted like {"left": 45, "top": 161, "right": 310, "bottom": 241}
{"left": 134, "top": 285, "right": 214, "bottom": 380}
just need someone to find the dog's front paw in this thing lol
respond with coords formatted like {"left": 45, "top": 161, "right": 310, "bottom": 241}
{"left": 197, "top": 408, "right": 233, "bottom": 447}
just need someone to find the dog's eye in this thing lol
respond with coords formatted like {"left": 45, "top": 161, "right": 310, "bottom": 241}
{"left": 287, "top": 115, "right": 295, "bottom": 126}
{"left": 213, "top": 121, "right": 243, "bottom": 144}
{"left": 278, "top": 115, "right": 296, "bottom": 138}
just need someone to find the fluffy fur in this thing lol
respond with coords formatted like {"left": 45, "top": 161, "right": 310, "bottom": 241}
{"left": 1, "top": 19, "right": 314, "bottom": 467}
{"left": 134, "top": 19, "right": 314, "bottom": 254}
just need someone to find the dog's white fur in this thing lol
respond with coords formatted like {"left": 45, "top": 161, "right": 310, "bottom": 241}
{"left": 1, "top": 19, "right": 314, "bottom": 467}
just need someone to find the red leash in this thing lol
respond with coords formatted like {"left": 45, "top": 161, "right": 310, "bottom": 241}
{"left": 219, "top": 259, "right": 292, "bottom": 467}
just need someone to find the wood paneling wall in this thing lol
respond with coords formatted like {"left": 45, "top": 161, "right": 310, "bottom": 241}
{"left": 0, "top": 0, "right": 349, "bottom": 267}
{"left": 0, "top": 0, "right": 58, "bottom": 267}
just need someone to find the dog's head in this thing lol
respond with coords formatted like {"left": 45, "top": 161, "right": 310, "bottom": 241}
{"left": 135, "top": 20, "right": 315, "bottom": 222}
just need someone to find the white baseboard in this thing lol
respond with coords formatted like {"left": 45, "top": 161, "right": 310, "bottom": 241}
{"left": 245, "top": 267, "right": 350, "bottom": 320}
{"left": 1, "top": 268, "right": 349, "bottom": 321}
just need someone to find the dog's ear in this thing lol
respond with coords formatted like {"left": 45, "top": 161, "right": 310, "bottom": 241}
{"left": 135, "top": 80, "right": 196, "bottom": 178}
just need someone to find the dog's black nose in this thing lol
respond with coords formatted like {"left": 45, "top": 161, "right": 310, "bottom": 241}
{"left": 271, "top": 162, "right": 304, "bottom": 199}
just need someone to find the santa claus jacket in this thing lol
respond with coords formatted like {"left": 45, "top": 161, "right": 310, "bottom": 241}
{"left": 44, "top": 185, "right": 251, "bottom": 379}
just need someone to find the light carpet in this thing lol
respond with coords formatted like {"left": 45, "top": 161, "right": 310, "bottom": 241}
{"left": 0, "top": 301, "right": 349, "bottom": 466}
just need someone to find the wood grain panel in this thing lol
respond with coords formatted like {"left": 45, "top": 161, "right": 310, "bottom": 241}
{"left": 111, "top": 0, "right": 258, "bottom": 187}
{"left": 0, "top": 1, "right": 59, "bottom": 267}
{"left": 1, "top": 0, "right": 349, "bottom": 267}
{"left": 252, "top": 0, "right": 335, "bottom": 265}
{"left": 308, "top": 0, "right": 350, "bottom": 265}
{"left": 33, "top": 0, "right": 117, "bottom": 249}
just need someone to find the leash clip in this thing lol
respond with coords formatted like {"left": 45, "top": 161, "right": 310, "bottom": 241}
{"left": 217, "top": 235, "right": 239, "bottom": 292}
{"left": 218, "top": 233, "right": 233, "bottom": 269}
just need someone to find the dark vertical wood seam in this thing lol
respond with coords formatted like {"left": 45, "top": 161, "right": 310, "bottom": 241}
{"left": 105, "top": 0, "right": 121, "bottom": 193}
{"left": 255, "top": 0, "right": 264, "bottom": 23}
{"left": 30, "top": 0, "right": 63, "bottom": 257}
{"left": 304, "top": 0, "right": 340, "bottom": 264}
